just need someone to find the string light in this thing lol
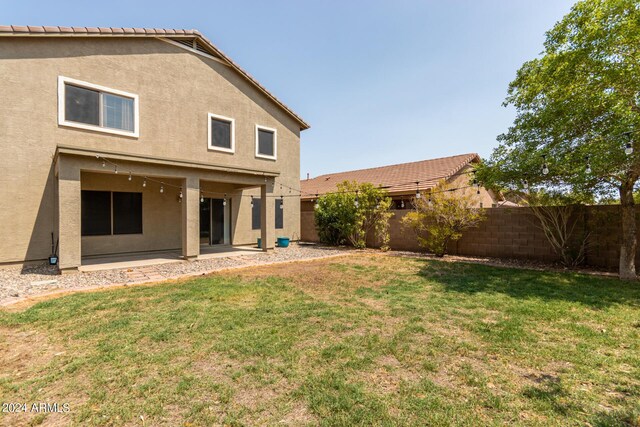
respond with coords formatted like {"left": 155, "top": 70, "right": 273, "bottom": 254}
{"left": 280, "top": 195, "right": 284, "bottom": 209}
{"left": 624, "top": 132, "right": 633, "bottom": 155}
{"left": 400, "top": 200, "right": 405, "bottom": 208}
{"left": 223, "top": 194, "right": 227, "bottom": 206}
{"left": 114, "top": 165, "right": 118, "bottom": 174}
{"left": 178, "top": 188, "right": 183, "bottom": 201}
{"left": 200, "top": 192, "right": 204, "bottom": 203}
{"left": 94, "top": 153, "right": 483, "bottom": 202}
{"left": 93, "top": 154, "right": 482, "bottom": 205}
{"left": 585, "top": 155, "right": 591, "bottom": 174}
{"left": 250, "top": 195, "right": 254, "bottom": 207}
{"left": 541, "top": 154, "right": 549, "bottom": 175}
{"left": 102, "top": 160, "right": 106, "bottom": 168}
{"left": 128, "top": 172, "right": 132, "bottom": 181}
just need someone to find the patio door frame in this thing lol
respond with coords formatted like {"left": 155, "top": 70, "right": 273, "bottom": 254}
{"left": 200, "top": 197, "right": 231, "bottom": 245}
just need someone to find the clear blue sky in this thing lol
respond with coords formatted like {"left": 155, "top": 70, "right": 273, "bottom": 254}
{"left": 4, "top": 0, "right": 575, "bottom": 178}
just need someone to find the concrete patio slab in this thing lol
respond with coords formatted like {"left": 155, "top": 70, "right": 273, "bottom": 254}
{"left": 79, "top": 245, "right": 262, "bottom": 272}
{"left": 79, "top": 251, "right": 183, "bottom": 272}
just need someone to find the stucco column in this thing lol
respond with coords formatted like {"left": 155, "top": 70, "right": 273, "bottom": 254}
{"left": 182, "top": 175, "right": 200, "bottom": 260}
{"left": 57, "top": 157, "right": 81, "bottom": 272}
{"left": 260, "top": 184, "right": 275, "bottom": 251}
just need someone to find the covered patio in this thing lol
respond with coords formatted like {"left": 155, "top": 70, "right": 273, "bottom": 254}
{"left": 55, "top": 145, "right": 278, "bottom": 273}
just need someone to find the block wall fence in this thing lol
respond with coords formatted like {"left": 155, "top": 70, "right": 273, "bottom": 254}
{"left": 300, "top": 205, "right": 633, "bottom": 270}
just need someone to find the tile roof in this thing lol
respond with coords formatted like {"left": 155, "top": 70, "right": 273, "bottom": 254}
{"left": 0, "top": 25, "right": 204, "bottom": 35}
{"left": 300, "top": 153, "right": 480, "bottom": 199}
{"left": 0, "top": 25, "right": 309, "bottom": 130}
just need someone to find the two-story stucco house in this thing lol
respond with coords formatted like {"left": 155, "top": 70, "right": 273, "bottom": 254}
{"left": 0, "top": 25, "right": 309, "bottom": 272}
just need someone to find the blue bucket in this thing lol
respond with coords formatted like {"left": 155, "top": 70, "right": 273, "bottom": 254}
{"left": 277, "top": 237, "right": 290, "bottom": 248}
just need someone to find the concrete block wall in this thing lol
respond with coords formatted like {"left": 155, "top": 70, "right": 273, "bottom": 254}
{"left": 301, "top": 205, "right": 634, "bottom": 270}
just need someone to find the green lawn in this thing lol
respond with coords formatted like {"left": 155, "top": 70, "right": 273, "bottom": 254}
{"left": 1, "top": 255, "right": 639, "bottom": 426}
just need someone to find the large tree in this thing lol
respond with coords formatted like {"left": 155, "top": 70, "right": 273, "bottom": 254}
{"left": 477, "top": 0, "right": 640, "bottom": 279}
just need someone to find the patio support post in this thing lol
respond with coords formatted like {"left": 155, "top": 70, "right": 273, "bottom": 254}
{"left": 57, "top": 157, "right": 81, "bottom": 272}
{"left": 181, "top": 175, "right": 200, "bottom": 260}
{"left": 260, "top": 184, "right": 274, "bottom": 252}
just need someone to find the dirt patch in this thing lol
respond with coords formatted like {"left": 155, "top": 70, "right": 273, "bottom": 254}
{"left": 363, "top": 354, "right": 423, "bottom": 395}
{"left": 0, "top": 327, "right": 88, "bottom": 427}
{"left": 0, "top": 327, "right": 65, "bottom": 381}
{"left": 358, "top": 298, "right": 388, "bottom": 311}
{"left": 277, "top": 401, "right": 316, "bottom": 425}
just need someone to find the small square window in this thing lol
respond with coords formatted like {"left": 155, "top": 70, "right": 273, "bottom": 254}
{"left": 208, "top": 113, "right": 235, "bottom": 153}
{"left": 256, "top": 125, "right": 277, "bottom": 159}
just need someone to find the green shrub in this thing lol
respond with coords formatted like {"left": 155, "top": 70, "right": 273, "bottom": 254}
{"left": 401, "top": 180, "right": 485, "bottom": 256}
{"left": 314, "top": 181, "right": 393, "bottom": 250}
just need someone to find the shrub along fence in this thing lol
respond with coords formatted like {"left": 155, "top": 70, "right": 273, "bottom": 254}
{"left": 300, "top": 205, "right": 634, "bottom": 270}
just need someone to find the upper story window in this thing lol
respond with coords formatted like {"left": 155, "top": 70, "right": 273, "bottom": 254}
{"left": 208, "top": 113, "right": 235, "bottom": 153}
{"left": 255, "top": 125, "right": 277, "bottom": 160}
{"left": 58, "top": 76, "right": 139, "bottom": 137}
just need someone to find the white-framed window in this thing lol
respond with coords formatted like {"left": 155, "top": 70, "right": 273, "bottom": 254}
{"left": 208, "top": 113, "right": 235, "bottom": 153}
{"left": 58, "top": 76, "right": 139, "bottom": 137}
{"left": 255, "top": 125, "right": 277, "bottom": 160}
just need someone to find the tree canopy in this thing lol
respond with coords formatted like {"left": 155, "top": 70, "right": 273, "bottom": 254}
{"left": 477, "top": 0, "right": 639, "bottom": 198}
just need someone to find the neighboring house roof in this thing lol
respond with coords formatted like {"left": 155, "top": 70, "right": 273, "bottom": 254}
{"left": 496, "top": 200, "right": 520, "bottom": 207}
{"left": 0, "top": 25, "right": 309, "bottom": 130}
{"left": 300, "top": 153, "right": 480, "bottom": 199}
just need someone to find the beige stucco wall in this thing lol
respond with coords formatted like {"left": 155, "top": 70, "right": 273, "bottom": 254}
{"left": 0, "top": 36, "right": 302, "bottom": 264}
{"left": 445, "top": 166, "right": 498, "bottom": 208}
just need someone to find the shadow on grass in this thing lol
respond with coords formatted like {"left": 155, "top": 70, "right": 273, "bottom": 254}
{"left": 521, "top": 376, "right": 580, "bottom": 416}
{"left": 588, "top": 406, "right": 640, "bottom": 427}
{"left": 417, "top": 259, "right": 640, "bottom": 309}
